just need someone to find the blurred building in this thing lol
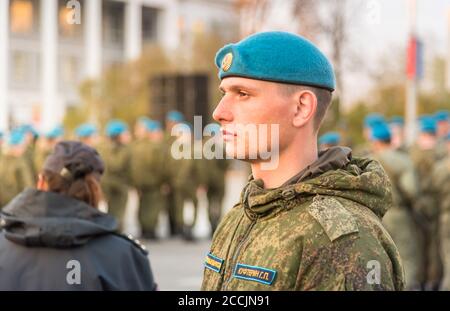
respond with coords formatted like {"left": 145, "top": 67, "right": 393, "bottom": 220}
{"left": 0, "top": 0, "right": 237, "bottom": 131}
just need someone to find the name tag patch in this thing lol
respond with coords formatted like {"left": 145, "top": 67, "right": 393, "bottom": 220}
{"left": 233, "top": 263, "right": 277, "bottom": 285}
{"left": 204, "top": 253, "right": 224, "bottom": 273}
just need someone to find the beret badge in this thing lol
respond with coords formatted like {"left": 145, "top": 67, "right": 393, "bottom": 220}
{"left": 221, "top": 52, "right": 233, "bottom": 72}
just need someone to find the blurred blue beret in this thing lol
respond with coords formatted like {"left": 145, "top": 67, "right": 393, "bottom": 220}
{"left": 447, "top": 132, "right": 450, "bottom": 141}
{"left": 166, "top": 110, "right": 184, "bottom": 122}
{"left": 105, "top": 120, "right": 128, "bottom": 137}
{"left": 435, "top": 110, "right": 449, "bottom": 122}
{"left": 75, "top": 123, "right": 97, "bottom": 138}
{"left": 364, "top": 113, "right": 385, "bottom": 127}
{"left": 319, "top": 132, "right": 341, "bottom": 145}
{"left": 0, "top": 131, "right": 3, "bottom": 139}
{"left": 45, "top": 125, "right": 64, "bottom": 139}
{"left": 146, "top": 120, "right": 162, "bottom": 132}
{"left": 215, "top": 31, "right": 336, "bottom": 91}
{"left": 370, "top": 122, "right": 391, "bottom": 141}
{"left": 8, "top": 129, "right": 25, "bottom": 146}
{"left": 389, "top": 116, "right": 404, "bottom": 126}
{"left": 419, "top": 117, "right": 437, "bottom": 134}
{"left": 19, "top": 124, "right": 39, "bottom": 139}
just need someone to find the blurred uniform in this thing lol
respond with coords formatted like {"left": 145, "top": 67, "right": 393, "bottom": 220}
{"left": 164, "top": 110, "right": 185, "bottom": 236}
{"left": 433, "top": 134, "right": 450, "bottom": 290}
{"left": 410, "top": 117, "right": 443, "bottom": 290}
{"left": 20, "top": 125, "right": 39, "bottom": 183}
{"left": 98, "top": 120, "right": 131, "bottom": 231}
{"left": 369, "top": 122, "right": 422, "bottom": 289}
{"left": 197, "top": 125, "right": 230, "bottom": 235}
{"left": 0, "top": 130, "right": 35, "bottom": 207}
{"left": 171, "top": 124, "right": 201, "bottom": 240}
{"left": 131, "top": 119, "right": 166, "bottom": 239}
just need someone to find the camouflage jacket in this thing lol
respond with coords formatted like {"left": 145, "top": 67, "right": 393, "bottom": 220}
{"left": 201, "top": 147, "right": 405, "bottom": 291}
{"left": 372, "top": 149, "right": 417, "bottom": 209}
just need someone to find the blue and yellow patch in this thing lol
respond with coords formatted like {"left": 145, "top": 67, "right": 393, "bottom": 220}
{"left": 233, "top": 263, "right": 277, "bottom": 285}
{"left": 204, "top": 253, "right": 224, "bottom": 273}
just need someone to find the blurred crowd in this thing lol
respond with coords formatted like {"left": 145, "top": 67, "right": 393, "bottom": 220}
{"left": 0, "top": 110, "right": 230, "bottom": 242}
{"left": 1, "top": 108, "right": 450, "bottom": 290}
{"left": 319, "top": 110, "right": 450, "bottom": 291}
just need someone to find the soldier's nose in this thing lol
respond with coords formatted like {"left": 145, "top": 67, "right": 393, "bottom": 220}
{"left": 213, "top": 100, "right": 233, "bottom": 124}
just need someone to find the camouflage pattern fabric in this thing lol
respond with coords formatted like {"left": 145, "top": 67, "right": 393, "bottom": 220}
{"left": 202, "top": 147, "right": 405, "bottom": 291}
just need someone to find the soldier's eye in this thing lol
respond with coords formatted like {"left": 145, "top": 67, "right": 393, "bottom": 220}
{"left": 238, "top": 91, "right": 249, "bottom": 98}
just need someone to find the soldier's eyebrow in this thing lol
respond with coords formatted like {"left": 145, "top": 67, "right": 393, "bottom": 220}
{"left": 219, "top": 84, "right": 258, "bottom": 94}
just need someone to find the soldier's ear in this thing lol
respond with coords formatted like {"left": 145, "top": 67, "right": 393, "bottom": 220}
{"left": 292, "top": 90, "right": 317, "bottom": 128}
{"left": 37, "top": 174, "right": 48, "bottom": 191}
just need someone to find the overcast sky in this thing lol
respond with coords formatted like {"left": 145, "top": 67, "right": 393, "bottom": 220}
{"left": 256, "top": 0, "right": 450, "bottom": 107}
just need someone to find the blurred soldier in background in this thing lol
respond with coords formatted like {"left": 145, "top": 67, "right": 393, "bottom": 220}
{"left": 435, "top": 111, "right": 449, "bottom": 160}
{"left": 18, "top": 124, "right": 39, "bottom": 183}
{"left": 201, "top": 124, "right": 230, "bottom": 236}
{"left": 433, "top": 133, "right": 450, "bottom": 290}
{"left": 353, "top": 113, "right": 385, "bottom": 157}
{"left": 318, "top": 132, "right": 341, "bottom": 150}
{"left": 171, "top": 122, "right": 201, "bottom": 241}
{"left": 98, "top": 120, "right": 132, "bottom": 231}
{"left": 131, "top": 118, "right": 166, "bottom": 240}
{"left": 34, "top": 125, "right": 64, "bottom": 172}
{"left": 0, "top": 129, "right": 35, "bottom": 207}
{"left": 369, "top": 122, "right": 422, "bottom": 290}
{"left": 388, "top": 116, "right": 407, "bottom": 153}
{"left": 164, "top": 110, "right": 185, "bottom": 237}
{"left": 410, "top": 116, "right": 442, "bottom": 290}
{"left": 75, "top": 123, "right": 99, "bottom": 147}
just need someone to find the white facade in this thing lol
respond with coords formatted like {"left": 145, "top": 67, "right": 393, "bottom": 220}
{"left": 0, "top": 0, "right": 237, "bottom": 131}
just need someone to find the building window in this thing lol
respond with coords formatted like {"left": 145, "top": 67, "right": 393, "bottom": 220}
{"left": 103, "top": 0, "right": 124, "bottom": 48}
{"left": 10, "top": 51, "right": 38, "bottom": 88}
{"left": 58, "top": 0, "right": 83, "bottom": 40}
{"left": 142, "top": 6, "right": 159, "bottom": 44}
{"left": 59, "top": 55, "right": 79, "bottom": 89}
{"left": 10, "top": 0, "right": 39, "bottom": 36}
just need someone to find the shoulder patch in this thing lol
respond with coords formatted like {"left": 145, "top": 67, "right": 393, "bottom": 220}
{"left": 114, "top": 233, "right": 148, "bottom": 255}
{"left": 307, "top": 196, "right": 359, "bottom": 242}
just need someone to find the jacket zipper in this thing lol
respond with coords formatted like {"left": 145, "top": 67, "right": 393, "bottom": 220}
{"left": 222, "top": 216, "right": 258, "bottom": 290}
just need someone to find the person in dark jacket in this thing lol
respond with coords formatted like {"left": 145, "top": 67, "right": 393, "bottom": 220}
{"left": 0, "top": 141, "right": 157, "bottom": 290}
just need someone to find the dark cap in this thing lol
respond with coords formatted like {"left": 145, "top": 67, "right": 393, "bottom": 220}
{"left": 43, "top": 141, "right": 105, "bottom": 180}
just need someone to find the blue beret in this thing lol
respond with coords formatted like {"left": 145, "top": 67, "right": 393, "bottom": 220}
{"left": 105, "top": 120, "right": 128, "bottom": 137}
{"left": 8, "top": 129, "right": 25, "bottom": 146}
{"left": 419, "top": 117, "right": 437, "bottom": 134}
{"left": 215, "top": 31, "right": 336, "bottom": 91}
{"left": 370, "top": 122, "right": 391, "bottom": 141}
{"left": 146, "top": 120, "right": 162, "bottom": 132}
{"left": 435, "top": 110, "right": 449, "bottom": 122}
{"left": 319, "top": 132, "right": 341, "bottom": 145}
{"left": 389, "top": 116, "right": 404, "bottom": 126}
{"left": 19, "top": 124, "right": 39, "bottom": 138}
{"left": 364, "top": 113, "right": 385, "bottom": 127}
{"left": 166, "top": 110, "right": 184, "bottom": 122}
{"left": 45, "top": 125, "right": 64, "bottom": 139}
{"left": 75, "top": 123, "right": 97, "bottom": 138}
{"left": 0, "top": 131, "right": 3, "bottom": 139}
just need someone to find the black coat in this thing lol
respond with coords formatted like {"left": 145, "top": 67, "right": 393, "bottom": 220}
{"left": 0, "top": 188, "right": 156, "bottom": 290}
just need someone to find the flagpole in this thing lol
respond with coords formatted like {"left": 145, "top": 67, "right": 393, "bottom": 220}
{"left": 405, "top": 0, "right": 417, "bottom": 147}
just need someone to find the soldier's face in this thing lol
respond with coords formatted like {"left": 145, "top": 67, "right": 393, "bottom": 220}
{"left": 213, "top": 77, "right": 295, "bottom": 161}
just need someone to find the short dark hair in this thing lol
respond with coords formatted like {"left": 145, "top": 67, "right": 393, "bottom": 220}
{"left": 278, "top": 84, "right": 333, "bottom": 131}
